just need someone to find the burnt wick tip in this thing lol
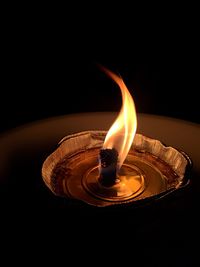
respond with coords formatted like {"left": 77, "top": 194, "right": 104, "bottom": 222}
{"left": 99, "top": 148, "right": 118, "bottom": 187}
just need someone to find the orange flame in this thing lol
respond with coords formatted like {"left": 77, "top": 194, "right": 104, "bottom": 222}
{"left": 102, "top": 68, "right": 137, "bottom": 169}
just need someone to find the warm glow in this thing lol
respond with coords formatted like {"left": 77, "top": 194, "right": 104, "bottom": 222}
{"left": 102, "top": 68, "right": 137, "bottom": 169}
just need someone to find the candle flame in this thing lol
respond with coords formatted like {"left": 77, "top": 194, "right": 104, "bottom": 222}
{"left": 102, "top": 68, "right": 137, "bottom": 169}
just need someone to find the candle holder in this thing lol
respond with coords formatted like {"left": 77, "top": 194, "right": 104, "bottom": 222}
{"left": 42, "top": 131, "right": 192, "bottom": 207}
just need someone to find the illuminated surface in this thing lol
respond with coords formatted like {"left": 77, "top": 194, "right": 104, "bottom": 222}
{"left": 59, "top": 148, "right": 178, "bottom": 207}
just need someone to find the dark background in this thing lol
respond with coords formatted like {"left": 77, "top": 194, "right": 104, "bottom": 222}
{"left": 1, "top": 6, "right": 199, "bottom": 265}
{"left": 1, "top": 8, "right": 199, "bottom": 134}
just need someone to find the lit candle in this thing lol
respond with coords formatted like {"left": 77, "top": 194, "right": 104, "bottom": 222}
{"left": 42, "top": 68, "right": 191, "bottom": 207}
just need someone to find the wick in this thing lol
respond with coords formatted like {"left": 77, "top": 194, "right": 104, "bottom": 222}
{"left": 99, "top": 148, "right": 119, "bottom": 187}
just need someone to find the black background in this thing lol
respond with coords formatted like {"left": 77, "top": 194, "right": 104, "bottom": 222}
{"left": 1, "top": 6, "right": 199, "bottom": 266}
{"left": 1, "top": 7, "right": 199, "bottom": 133}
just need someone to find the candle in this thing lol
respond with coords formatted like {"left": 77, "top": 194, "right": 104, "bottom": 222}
{"left": 42, "top": 68, "right": 192, "bottom": 207}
